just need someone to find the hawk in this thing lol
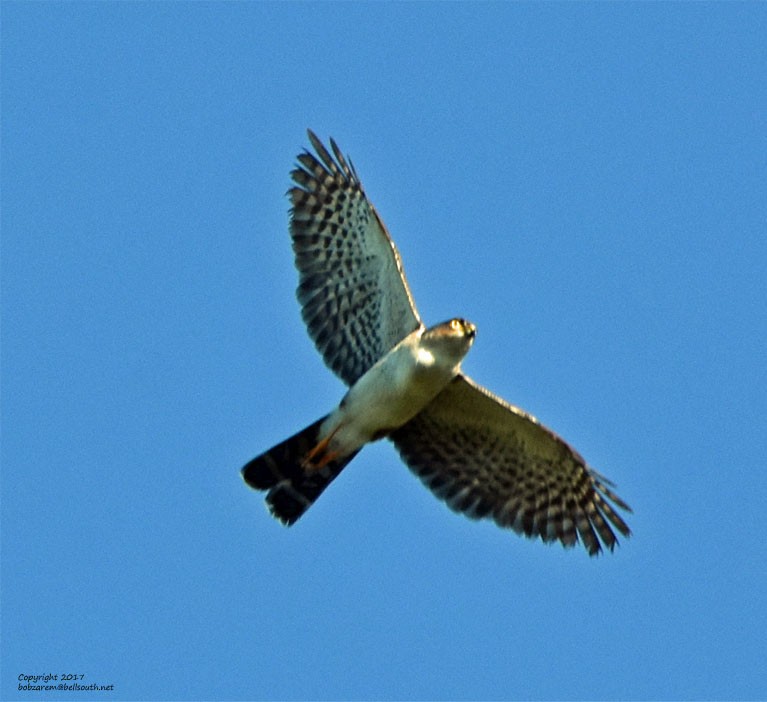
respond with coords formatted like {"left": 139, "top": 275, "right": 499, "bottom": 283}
{"left": 241, "top": 130, "right": 631, "bottom": 556}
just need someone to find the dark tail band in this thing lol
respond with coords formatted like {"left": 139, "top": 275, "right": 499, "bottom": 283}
{"left": 241, "top": 416, "right": 358, "bottom": 525}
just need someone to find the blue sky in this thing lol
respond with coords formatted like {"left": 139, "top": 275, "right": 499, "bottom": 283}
{"left": 2, "top": 3, "right": 766, "bottom": 700}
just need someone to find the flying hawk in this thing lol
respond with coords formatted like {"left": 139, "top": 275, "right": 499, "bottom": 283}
{"left": 241, "top": 130, "right": 631, "bottom": 556}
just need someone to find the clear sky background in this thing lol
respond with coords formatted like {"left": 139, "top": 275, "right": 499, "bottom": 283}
{"left": 2, "top": 4, "right": 766, "bottom": 701}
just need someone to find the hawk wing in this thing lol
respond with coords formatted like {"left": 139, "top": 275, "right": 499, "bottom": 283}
{"left": 290, "top": 130, "right": 423, "bottom": 386}
{"left": 390, "top": 375, "right": 632, "bottom": 556}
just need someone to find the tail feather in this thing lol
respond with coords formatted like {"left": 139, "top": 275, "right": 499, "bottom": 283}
{"left": 241, "top": 416, "right": 358, "bottom": 525}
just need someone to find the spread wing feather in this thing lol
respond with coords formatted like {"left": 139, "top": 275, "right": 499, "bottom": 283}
{"left": 391, "top": 375, "right": 632, "bottom": 556}
{"left": 289, "top": 130, "right": 422, "bottom": 386}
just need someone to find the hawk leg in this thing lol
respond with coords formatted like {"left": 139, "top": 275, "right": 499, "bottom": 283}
{"left": 302, "top": 424, "right": 343, "bottom": 470}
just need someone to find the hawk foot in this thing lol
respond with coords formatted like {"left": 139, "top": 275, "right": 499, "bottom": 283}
{"left": 302, "top": 427, "right": 342, "bottom": 471}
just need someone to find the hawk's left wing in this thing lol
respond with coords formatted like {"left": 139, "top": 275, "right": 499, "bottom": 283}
{"left": 390, "top": 375, "right": 632, "bottom": 556}
{"left": 290, "top": 131, "right": 423, "bottom": 386}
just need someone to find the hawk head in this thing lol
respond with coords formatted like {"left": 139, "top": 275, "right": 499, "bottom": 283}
{"left": 420, "top": 318, "right": 476, "bottom": 369}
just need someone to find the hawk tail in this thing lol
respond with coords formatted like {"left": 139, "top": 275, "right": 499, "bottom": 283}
{"left": 241, "top": 416, "right": 358, "bottom": 525}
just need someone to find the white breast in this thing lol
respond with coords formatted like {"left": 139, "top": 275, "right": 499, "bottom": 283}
{"left": 321, "top": 328, "right": 460, "bottom": 457}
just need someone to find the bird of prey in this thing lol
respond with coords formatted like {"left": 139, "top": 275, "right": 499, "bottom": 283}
{"left": 241, "top": 130, "right": 631, "bottom": 556}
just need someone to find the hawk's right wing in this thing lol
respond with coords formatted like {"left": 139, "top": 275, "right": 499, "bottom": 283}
{"left": 391, "top": 374, "right": 632, "bottom": 556}
{"left": 290, "top": 131, "right": 423, "bottom": 387}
